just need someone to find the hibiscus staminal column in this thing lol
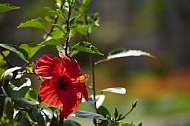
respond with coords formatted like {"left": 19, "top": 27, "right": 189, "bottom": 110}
{"left": 35, "top": 53, "right": 88, "bottom": 120}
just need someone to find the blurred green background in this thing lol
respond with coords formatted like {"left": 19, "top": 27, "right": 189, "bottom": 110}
{"left": 1, "top": 0, "right": 190, "bottom": 126}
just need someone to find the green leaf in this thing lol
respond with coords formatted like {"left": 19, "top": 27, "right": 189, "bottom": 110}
{"left": 41, "top": 108, "right": 53, "bottom": 124}
{"left": 0, "top": 3, "right": 20, "bottom": 14}
{"left": 72, "top": 41, "right": 103, "bottom": 55}
{"left": 0, "top": 50, "right": 10, "bottom": 60}
{"left": 0, "top": 44, "right": 28, "bottom": 63}
{"left": 72, "top": 110, "right": 107, "bottom": 120}
{"left": 132, "top": 100, "right": 138, "bottom": 108}
{"left": 64, "top": 120, "right": 82, "bottom": 126}
{"left": 25, "top": 88, "right": 38, "bottom": 101}
{"left": 114, "top": 107, "right": 119, "bottom": 119}
{"left": 69, "top": 50, "right": 79, "bottom": 57}
{"left": 55, "top": 0, "right": 62, "bottom": 5}
{"left": 17, "top": 17, "right": 45, "bottom": 29}
{"left": 32, "top": 108, "right": 46, "bottom": 126}
{"left": 82, "top": 0, "right": 91, "bottom": 7}
{"left": 3, "top": 97, "right": 13, "bottom": 120}
{"left": 14, "top": 97, "right": 38, "bottom": 109}
{"left": 52, "top": 24, "right": 65, "bottom": 32}
{"left": 73, "top": 25, "right": 89, "bottom": 35}
{"left": 67, "top": 0, "right": 76, "bottom": 7}
{"left": 20, "top": 43, "right": 42, "bottom": 59}
{"left": 77, "top": 0, "right": 91, "bottom": 15}
{"left": 0, "top": 50, "right": 10, "bottom": 66}
{"left": 101, "top": 87, "right": 126, "bottom": 94}
{"left": 84, "top": 95, "right": 105, "bottom": 108}
{"left": 1, "top": 66, "right": 21, "bottom": 80}
{"left": 97, "top": 106, "right": 111, "bottom": 118}
{"left": 95, "top": 48, "right": 155, "bottom": 64}
{"left": 9, "top": 78, "right": 27, "bottom": 87}
{"left": 51, "top": 30, "right": 65, "bottom": 39}
{"left": 94, "top": 106, "right": 110, "bottom": 126}
{"left": 41, "top": 39, "right": 62, "bottom": 46}
{"left": 108, "top": 49, "right": 155, "bottom": 59}
{"left": 118, "top": 123, "right": 135, "bottom": 126}
{"left": 8, "top": 78, "right": 31, "bottom": 99}
{"left": 69, "top": 15, "right": 80, "bottom": 27}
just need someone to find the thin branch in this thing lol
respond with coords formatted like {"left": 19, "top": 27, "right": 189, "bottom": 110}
{"left": 0, "top": 48, "right": 13, "bottom": 67}
{"left": 84, "top": 13, "right": 99, "bottom": 125}
{"left": 44, "top": 15, "right": 59, "bottom": 40}
{"left": 29, "top": 2, "right": 65, "bottom": 62}
{"left": 65, "top": 6, "right": 72, "bottom": 56}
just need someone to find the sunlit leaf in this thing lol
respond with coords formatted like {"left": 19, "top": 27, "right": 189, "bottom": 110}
{"left": 14, "top": 97, "right": 39, "bottom": 109}
{"left": 67, "top": 0, "right": 76, "bottom": 7}
{"left": 0, "top": 68, "right": 5, "bottom": 77}
{"left": 0, "top": 44, "right": 28, "bottom": 63}
{"left": 72, "top": 41, "right": 103, "bottom": 55}
{"left": 69, "top": 15, "right": 80, "bottom": 27}
{"left": 17, "top": 17, "right": 45, "bottom": 29}
{"left": 9, "top": 78, "right": 31, "bottom": 99}
{"left": 73, "top": 25, "right": 89, "bottom": 35}
{"left": 101, "top": 87, "right": 126, "bottom": 94}
{"left": 52, "top": 24, "right": 65, "bottom": 32}
{"left": 69, "top": 50, "right": 79, "bottom": 57}
{"left": 10, "top": 78, "right": 31, "bottom": 90}
{"left": 108, "top": 49, "right": 155, "bottom": 59}
{"left": 71, "top": 110, "right": 106, "bottom": 120}
{"left": 25, "top": 88, "right": 38, "bottom": 101}
{"left": 96, "top": 48, "right": 155, "bottom": 64}
{"left": 56, "top": 45, "right": 65, "bottom": 54}
{"left": 1, "top": 66, "right": 21, "bottom": 80}
{"left": 41, "top": 108, "right": 53, "bottom": 124}
{"left": 55, "top": 0, "right": 62, "bottom": 5}
{"left": 51, "top": 30, "right": 65, "bottom": 39}
{"left": 44, "top": 15, "right": 55, "bottom": 23}
{"left": 0, "top": 50, "right": 10, "bottom": 66}
{"left": 0, "top": 3, "right": 20, "bottom": 14}
{"left": 118, "top": 123, "right": 135, "bottom": 126}
{"left": 82, "top": 95, "right": 105, "bottom": 108}
{"left": 41, "top": 39, "right": 62, "bottom": 46}
{"left": 0, "top": 50, "right": 10, "bottom": 60}
{"left": 20, "top": 43, "right": 42, "bottom": 59}
{"left": 32, "top": 108, "right": 46, "bottom": 126}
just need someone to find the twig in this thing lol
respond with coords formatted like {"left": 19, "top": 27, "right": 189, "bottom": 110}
{"left": 83, "top": 12, "right": 99, "bottom": 125}
{"left": 65, "top": 5, "right": 72, "bottom": 56}
{"left": 44, "top": 15, "right": 59, "bottom": 40}
{"left": 0, "top": 48, "right": 13, "bottom": 67}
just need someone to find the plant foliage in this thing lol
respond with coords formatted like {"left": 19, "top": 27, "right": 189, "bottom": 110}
{"left": 0, "top": 0, "right": 155, "bottom": 125}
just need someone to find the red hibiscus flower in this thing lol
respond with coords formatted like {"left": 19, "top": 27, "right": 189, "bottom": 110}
{"left": 35, "top": 53, "right": 88, "bottom": 118}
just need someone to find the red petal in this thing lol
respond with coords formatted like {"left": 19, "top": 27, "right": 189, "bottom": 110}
{"left": 59, "top": 52, "right": 80, "bottom": 78}
{"left": 77, "top": 74, "right": 89, "bottom": 101}
{"left": 60, "top": 92, "right": 82, "bottom": 118}
{"left": 39, "top": 78, "right": 69, "bottom": 107}
{"left": 35, "top": 54, "right": 65, "bottom": 78}
{"left": 80, "top": 83, "right": 89, "bottom": 102}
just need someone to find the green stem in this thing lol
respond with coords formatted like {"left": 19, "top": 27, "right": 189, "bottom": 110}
{"left": 83, "top": 14, "right": 98, "bottom": 113}
{"left": 0, "top": 48, "right": 12, "bottom": 67}
{"left": 29, "top": 2, "right": 65, "bottom": 63}
{"left": 65, "top": 5, "right": 72, "bottom": 56}
{"left": 90, "top": 54, "right": 97, "bottom": 112}
{"left": 83, "top": 13, "right": 99, "bottom": 125}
